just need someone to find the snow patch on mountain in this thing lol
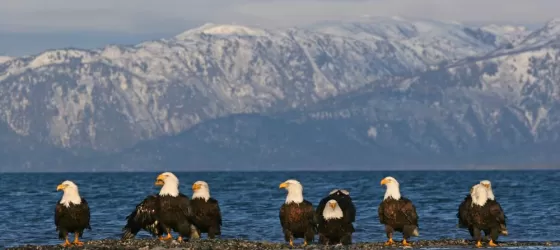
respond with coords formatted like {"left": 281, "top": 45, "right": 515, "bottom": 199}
{"left": 0, "top": 56, "right": 12, "bottom": 64}
{"left": 175, "top": 23, "right": 270, "bottom": 39}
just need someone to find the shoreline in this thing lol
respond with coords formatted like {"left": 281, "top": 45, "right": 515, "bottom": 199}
{"left": 6, "top": 239, "right": 560, "bottom": 250}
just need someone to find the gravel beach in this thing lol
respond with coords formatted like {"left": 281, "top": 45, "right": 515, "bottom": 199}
{"left": 7, "top": 239, "right": 560, "bottom": 250}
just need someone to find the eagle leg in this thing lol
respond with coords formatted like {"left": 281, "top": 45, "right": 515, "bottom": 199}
{"left": 289, "top": 239, "right": 294, "bottom": 247}
{"left": 402, "top": 239, "right": 411, "bottom": 246}
{"left": 384, "top": 226, "right": 395, "bottom": 246}
{"left": 488, "top": 239, "right": 498, "bottom": 247}
{"left": 72, "top": 233, "right": 84, "bottom": 246}
{"left": 60, "top": 235, "right": 72, "bottom": 247}
{"left": 303, "top": 240, "right": 308, "bottom": 247}
{"left": 177, "top": 236, "right": 183, "bottom": 242}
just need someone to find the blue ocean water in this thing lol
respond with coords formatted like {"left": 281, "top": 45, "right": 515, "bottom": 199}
{"left": 1, "top": 171, "right": 559, "bottom": 248}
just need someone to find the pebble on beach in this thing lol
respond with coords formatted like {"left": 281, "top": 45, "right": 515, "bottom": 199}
{"left": 6, "top": 239, "right": 560, "bottom": 250}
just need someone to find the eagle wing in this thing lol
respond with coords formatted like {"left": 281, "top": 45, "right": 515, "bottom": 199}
{"left": 54, "top": 202, "right": 64, "bottom": 231}
{"left": 457, "top": 194, "right": 472, "bottom": 227}
{"left": 378, "top": 201, "right": 386, "bottom": 224}
{"left": 340, "top": 196, "right": 356, "bottom": 223}
{"left": 302, "top": 200, "right": 318, "bottom": 233}
{"left": 400, "top": 197, "right": 419, "bottom": 226}
{"left": 210, "top": 198, "right": 223, "bottom": 226}
{"left": 279, "top": 204, "right": 288, "bottom": 229}
{"left": 177, "top": 193, "right": 193, "bottom": 219}
{"left": 121, "top": 195, "right": 161, "bottom": 239}
{"left": 489, "top": 201, "right": 506, "bottom": 225}
{"left": 77, "top": 198, "right": 92, "bottom": 230}
{"left": 314, "top": 197, "right": 329, "bottom": 224}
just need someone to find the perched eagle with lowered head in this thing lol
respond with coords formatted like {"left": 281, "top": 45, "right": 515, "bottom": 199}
{"left": 378, "top": 176, "right": 419, "bottom": 247}
{"left": 467, "top": 183, "right": 507, "bottom": 248}
{"left": 317, "top": 199, "right": 354, "bottom": 245}
{"left": 189, "top": 180, "right": 222, "bottom": 239}
{"left": 55, "top": 180, "right": 91, "bottom": 247}
{"left": 279, "top": 179, "right": 317, "bottom": 247}
{"left": 315, "top": 189, "right": 356, "bottom": 245}
{"left": 480, "top": 180, "right": 508, "bottom": 237}
{"left": 457, "top": 180, "right": 508, "bottom": 240}
{"left": 122, "top": 172, "right": 195, "bottom": 242}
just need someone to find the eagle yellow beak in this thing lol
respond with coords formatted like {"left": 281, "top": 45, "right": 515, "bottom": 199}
{"left": 155, "top": 174, "right": 166, "bottom": 186}
{"left": 329, "top": 202, "right": 336, "bottom": 209}
{"left": 279, "top": 182, "right": 288, "bottom": 189}
{"left": 482, "top": 183, "right": 490, "bottom": 188}
{"left": 56, "top": 184, "right": 65, "bottom": 191}
{"left": 192, "top": 183, "right": 201, "bottom": 191}
{"left": 380, "top": 178, "right": 389, "bottom": 185}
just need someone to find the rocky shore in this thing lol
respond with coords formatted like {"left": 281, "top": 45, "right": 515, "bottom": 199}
{"left": 7, "top": 239, "right": 560, "bottom": 250}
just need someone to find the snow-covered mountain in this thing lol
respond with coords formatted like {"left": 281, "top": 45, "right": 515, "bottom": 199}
{"left": 2, "top": 17, "right": 560, "bottom": 171}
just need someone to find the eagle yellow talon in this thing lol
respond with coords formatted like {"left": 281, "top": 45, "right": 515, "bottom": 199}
{"left": 488, "top": 239, "right": 498, "bottom": 247}
{"left": 475, "top": 240, "right": 482, "bottom": 248}
{"left": 303, "top": 240, "right": 308, "bottom": 246}
{"left": 402, "top": 239, "right": 411, "bottom": 246}
{"left": 61, "top": 238, "right": 72, "bottom": 247}
{"left": 73, "top": 234, "right": 84, "bottom": 246}
{"left": 177, "top": 236, "right": 183, "bottom": 242}
{"left": 159, "top": 233, "right": 173, "bottom": 241}
{"left": 289, "top": 239, "right": 294, "bottom": 247}
{"left": 384, "top": 238, "right": 394, "bottom": 246}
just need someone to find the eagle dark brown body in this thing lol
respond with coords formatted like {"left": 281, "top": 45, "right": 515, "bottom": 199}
{"left": 190, "top": 197, "right": 222, "bottom": 238}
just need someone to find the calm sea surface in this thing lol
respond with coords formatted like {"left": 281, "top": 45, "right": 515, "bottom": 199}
{"left": 1, "top": 171, "right": 559, "bottom": 248}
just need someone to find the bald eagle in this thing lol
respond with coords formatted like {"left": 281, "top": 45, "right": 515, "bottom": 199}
{"left": 317, "top": 199, "right": 354, "bottom": 245}
{"left": 55, "top": 180, "right": 91, "bottom": 247}
{"left": 457, "top": 180, "right": 508, "bottom": 240}
{"left": 122, "top": 172, "right": 194, "bottom": 242}
{"left": 378, "top": 176, "right": 419, "bottom": 247}
{"left": 121, "top": 194, "right": 165, "bottom": 239}
{"left": 315, "top": 189, "right": 356, "bottom": 245}
{"left": 279, "top": 179, "right": 317, "bottom": 247}
{"left": 467, "top": 183, "right": 507, "bottom": 248}
{"left": 189, "top": 180, "right": 222, "bottom": 239}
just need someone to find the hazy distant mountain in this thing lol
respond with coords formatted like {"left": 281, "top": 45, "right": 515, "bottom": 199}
{"left": 2, "top": 17, "right": 560, "bottom": 171}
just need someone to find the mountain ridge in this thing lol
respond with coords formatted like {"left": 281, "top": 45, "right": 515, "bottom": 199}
{"left": 2, "top": 17, "right": 560, "bottom": 171}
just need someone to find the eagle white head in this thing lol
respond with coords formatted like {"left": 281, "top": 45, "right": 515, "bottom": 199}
{"left": 192, "top": 180, "right": 211, "bottom": 201}
{"left": 156, "top": 172, "right": 180, "bottom": 197}
{"left": 56, "top": 180, "right": 82, "bottom": 207}
{"left": 323, "top": 199, "right": 343, "bottom": 220}
{"left": 381, "top": 176, "right": 401, "bottom": 200}
{"left": 471, "top": 184, "right": 489, "bottom": 207}
{"left": 279, "top": 179, "right": 304, "bottom": 204}
{"left": 480, "top": 180, "right": 495, "bottom": 200}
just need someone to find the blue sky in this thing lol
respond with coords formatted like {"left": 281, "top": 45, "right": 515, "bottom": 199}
{"left": 1, "top": 0, "right": 559, "bottom": 56}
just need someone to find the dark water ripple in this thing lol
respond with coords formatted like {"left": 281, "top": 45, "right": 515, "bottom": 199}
{"left": 1, "top": 171, "right": 559, "bottom": 248}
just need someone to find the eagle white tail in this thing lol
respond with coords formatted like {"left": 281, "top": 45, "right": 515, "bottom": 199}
{"left": 190, "top": 224, "right": 201, "bottom": 239}
{"left": 412, "top": 227, "right": 419, "bottom": 236}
